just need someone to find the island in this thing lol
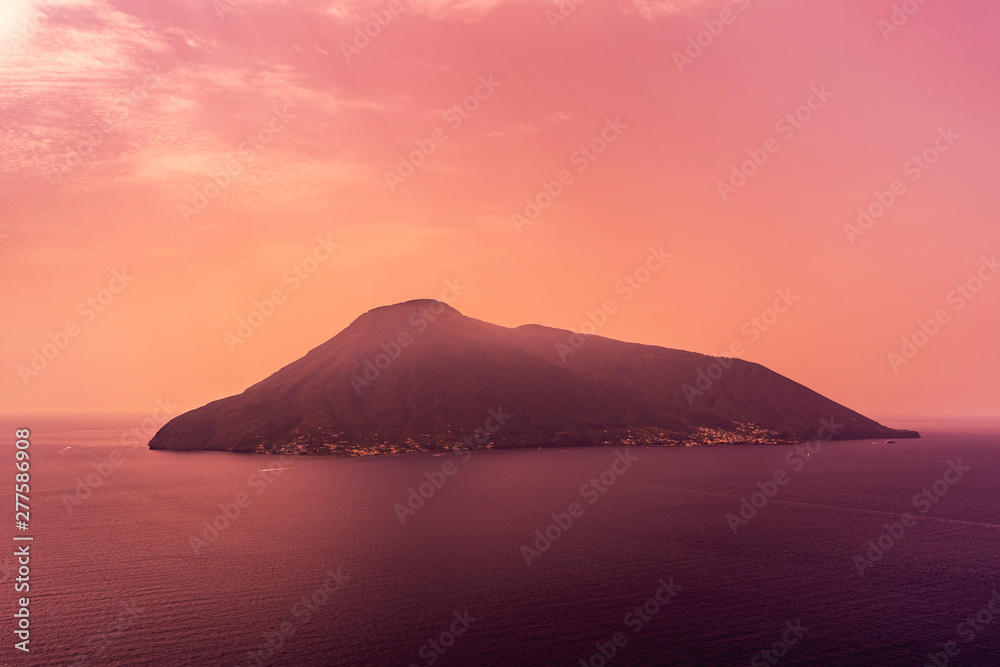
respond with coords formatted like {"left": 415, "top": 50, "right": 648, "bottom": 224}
{"left": 148, "top": 299, "right": 919, "bottom": 455}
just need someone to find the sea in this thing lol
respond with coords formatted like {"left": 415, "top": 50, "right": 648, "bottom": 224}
{"left": 1, "top": 416, "right": 999, "bottom": 666}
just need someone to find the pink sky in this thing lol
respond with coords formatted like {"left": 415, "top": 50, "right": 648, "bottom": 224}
{"left": 1, "top": 0, "right": 998, "bottom": 422}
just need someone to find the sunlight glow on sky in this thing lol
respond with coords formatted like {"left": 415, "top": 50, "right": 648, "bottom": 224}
{"left": 1, "top": 0, "right": 998, "bottom": 420}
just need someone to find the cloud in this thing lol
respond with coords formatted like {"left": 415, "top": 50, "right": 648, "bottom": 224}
{"left": 622, "top": 0, "right": 714, "bottom": 20}
{"left": 312, "top": 0, "right": 706, "bottom": 23}
{"left": 0, "top": 0, "right": 390, "bottom": 196}
{"left": 0, "top": 0, "right": 707, "bottom": 206}
{"left": 409, "top": 0, "right": 528, "bottom": 21}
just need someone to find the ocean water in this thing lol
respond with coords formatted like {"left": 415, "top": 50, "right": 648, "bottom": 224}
{"left": 2, "top": 417, "right": 999, "bottom": 666}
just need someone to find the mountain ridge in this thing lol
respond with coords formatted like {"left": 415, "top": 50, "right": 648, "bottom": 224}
{"left": 148, "top": 300, "right": 919, "bottom": 455}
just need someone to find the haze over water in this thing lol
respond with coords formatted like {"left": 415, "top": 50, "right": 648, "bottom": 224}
{"left": 3, "top": 417, "right": 999, "bottom": 666}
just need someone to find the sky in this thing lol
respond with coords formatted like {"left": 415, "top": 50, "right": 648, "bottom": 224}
{"left": 1, "top": 0, "right": 998, "bottom": 423}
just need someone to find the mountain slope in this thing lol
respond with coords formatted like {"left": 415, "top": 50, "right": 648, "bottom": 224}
{"left": 148, "top": 299, "right": 918, "bottom": 454}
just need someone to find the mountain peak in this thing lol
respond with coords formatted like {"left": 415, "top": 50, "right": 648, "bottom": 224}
{"left": 345, "top": 299, "right": 465, "bottom": 334}
{"left": 368, "top": 299, "right": 460, "bottom": 314}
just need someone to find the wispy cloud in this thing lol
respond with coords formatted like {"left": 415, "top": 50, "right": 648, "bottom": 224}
{"left": 622, "top": 0, "right": 715, "bottom": 20}
{"left": 310, "top": 0, "right": 706, "bottom": 22}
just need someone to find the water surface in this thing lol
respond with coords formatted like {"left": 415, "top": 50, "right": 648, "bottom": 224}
{"left": 2, "top": 418, "right": 999, "bottom": 666}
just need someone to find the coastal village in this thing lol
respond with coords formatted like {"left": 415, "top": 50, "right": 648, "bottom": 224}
{"left": 253, "top": 421, "right": 792, "bottom": 457}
